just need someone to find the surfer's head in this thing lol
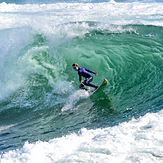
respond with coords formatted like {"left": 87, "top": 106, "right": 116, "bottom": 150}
{"left": 72, "top": 63, "right": 79, "bottom": 71}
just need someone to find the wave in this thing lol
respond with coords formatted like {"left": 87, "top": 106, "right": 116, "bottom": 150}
{"left": 0, "top": 1, "right": 163, "bottom": 159}
{"left": 2, "top": 110, "right": 163, "bottom": 162}
{"left": 1, "top": 24, "right": 163, "bottom": 153}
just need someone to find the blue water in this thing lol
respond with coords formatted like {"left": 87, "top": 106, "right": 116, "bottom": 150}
{"left": 0, "top": 0, "right": 163, "bottom": 162}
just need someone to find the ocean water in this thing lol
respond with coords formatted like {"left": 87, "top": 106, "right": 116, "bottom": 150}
{"left": 0, "top": 0, "right": 163, "bottom": 162}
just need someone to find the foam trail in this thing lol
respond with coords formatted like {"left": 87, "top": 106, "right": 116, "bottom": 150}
{"left": 62, "top": 90, "right": 90, "bottom": 111}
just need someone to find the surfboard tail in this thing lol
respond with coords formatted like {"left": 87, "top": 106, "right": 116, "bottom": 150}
{"left": 92, "top": 78, "right": 108, "bottom": 95}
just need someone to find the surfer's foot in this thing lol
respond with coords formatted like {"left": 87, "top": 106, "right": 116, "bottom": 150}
{"left": 80, "top": 84, "right": 88, "bottom": 91}
{"left": 84, "top": 88, "right": 89, "bottom": 91}
{"left": 95, "top": 86, "right": 98, "bottom": 90}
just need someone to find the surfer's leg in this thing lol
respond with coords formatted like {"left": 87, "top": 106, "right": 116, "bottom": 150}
{"left": 84, "top": 77, "right": 98, "bottom": 89}
{"left": 86, "top": 83, "right": 98, "bottom": 89}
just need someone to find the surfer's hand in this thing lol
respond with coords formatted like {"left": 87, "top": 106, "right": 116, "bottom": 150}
{"left": 81, "top": 80, "right": 83, "bottom": 83}
{"left": 95, "top": 73, "right": 98, "bottom": 76}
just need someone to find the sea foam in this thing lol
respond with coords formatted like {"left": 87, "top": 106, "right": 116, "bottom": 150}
{"left": 2, "top": 110, "right": 163, "bottom": 163}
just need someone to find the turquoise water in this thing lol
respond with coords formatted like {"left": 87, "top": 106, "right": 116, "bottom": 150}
{"left": 1, "top": 1, "right": 163, "bottom": 162}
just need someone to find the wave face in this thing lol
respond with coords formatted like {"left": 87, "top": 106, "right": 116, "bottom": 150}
{"left": 1, "top": 1, "right": 163, "bottom": 162}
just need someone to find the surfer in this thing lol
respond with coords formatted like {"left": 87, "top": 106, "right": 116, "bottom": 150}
{"left": 72, "top": 63, "right": 98, "bottom": 91}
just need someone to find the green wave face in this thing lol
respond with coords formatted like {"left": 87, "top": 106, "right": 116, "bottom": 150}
{"left": 0, "top": 23, "right": 163, "bottom": 152}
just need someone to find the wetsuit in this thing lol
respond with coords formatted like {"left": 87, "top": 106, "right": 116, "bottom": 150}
{"left": 78, "top": 67, "right": 98, "bottom": 91}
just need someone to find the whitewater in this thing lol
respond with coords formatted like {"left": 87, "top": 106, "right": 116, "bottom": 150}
{"left": 0, "top": 0, "right": 163, "bottom": 162}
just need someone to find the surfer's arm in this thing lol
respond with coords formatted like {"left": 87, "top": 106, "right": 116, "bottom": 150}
{"left": 85, "top": 68, "right": 98, "bottom": 75}
{"left": 78, "top": 72, "right": 82, "bottom": 82}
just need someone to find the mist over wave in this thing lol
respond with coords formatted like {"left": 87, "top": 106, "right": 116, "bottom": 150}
{"left": 0, "top": 0, "right": 162, "bottom": 4}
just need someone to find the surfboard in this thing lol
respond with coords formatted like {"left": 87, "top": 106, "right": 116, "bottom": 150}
{"left": 90, "top": 78, "right": 108, "bottom": 96}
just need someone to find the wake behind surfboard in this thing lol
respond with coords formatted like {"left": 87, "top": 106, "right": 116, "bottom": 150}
{"left": 90, "top": 78, "right": 108, "bottom": 96}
